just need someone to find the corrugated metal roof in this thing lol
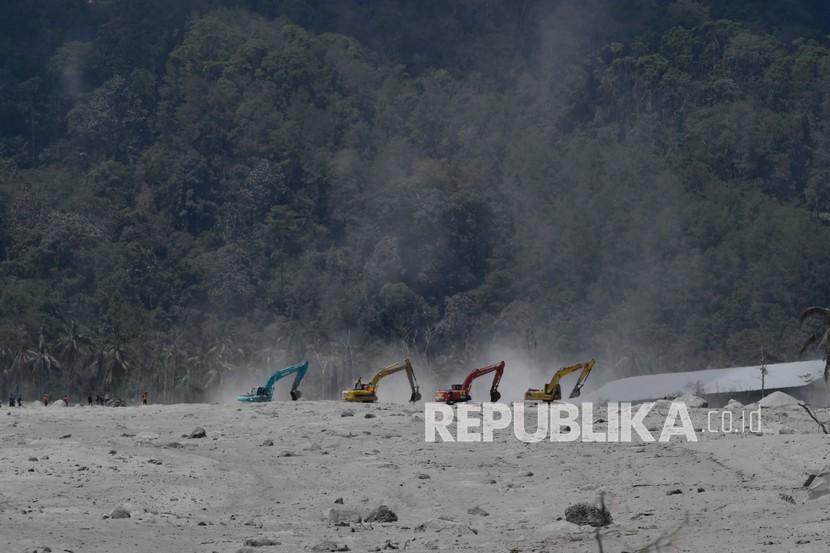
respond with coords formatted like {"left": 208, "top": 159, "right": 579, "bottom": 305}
{"left": 585, "top": 360, "right": 825, "bottom": 402}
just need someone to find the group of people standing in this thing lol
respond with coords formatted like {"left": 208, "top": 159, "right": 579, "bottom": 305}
{"left": 6, "top": 391, "right": 150, "bottom": 407}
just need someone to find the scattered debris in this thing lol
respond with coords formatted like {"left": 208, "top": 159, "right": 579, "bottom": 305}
{"left": 261, "top": 439, "right": 275, "bottom": 447}
{"left": 675, "top": 393, "right": 707, "bottom": 408}
{"left": 416, "top": 473, "right": 430, "bottom": 480}
{"left": 666, "top": 489, "right": 683, "bottom": 495}
{"left": 370, "top": 539, "right": 399, "bottom": 551}
{"left": 327, "top": 507, "right": 362, "bottom": 526}
{"left": 366, "top": 505, "right": 397, "bottom": 523}
{"left": 311, "top": 540, "right": 350, "bottom": 552}
{"left": 414, "top": 518, "right": 478, "bottom": 535}
{"left": 779, "top": 493, "right": 796, "bottom": 504}
{"left": 365, "top": 413, "right": 376, "bottom": 419}
{"left": 341, "top": 410, "right": 354, "bottom": 417}
{"left": 467, "top": 505, "right": 489, "bottom": 516}
{"left": 243, "top": 537, "right": 281, "bottom": 547}
{"left": 564, "top": 502, "right": 612, "bottom": 527}
{"left": 804, "top": 466, "right": 830, "bottom": 500}
{"left": 135, "top": 432, "right": 159, "bottom": 444}
{"left": 725, "top": 398, "right": 744, "bottom": 410}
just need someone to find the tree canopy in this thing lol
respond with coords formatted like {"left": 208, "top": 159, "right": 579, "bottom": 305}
{"left": 2, "top": 0, "right": 830, "bottom": 399}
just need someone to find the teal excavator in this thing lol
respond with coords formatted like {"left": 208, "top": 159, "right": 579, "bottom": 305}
{"left": 237, "top": 361, "right": 309, "bottom": 402}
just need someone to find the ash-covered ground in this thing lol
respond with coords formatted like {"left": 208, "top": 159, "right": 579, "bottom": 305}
{"left": 2, "top": 398, "right": 830, "bottom": 552}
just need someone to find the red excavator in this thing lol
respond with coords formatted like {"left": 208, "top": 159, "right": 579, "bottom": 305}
{"left": 434, "top": 361, "right": 505, "bottom": 404}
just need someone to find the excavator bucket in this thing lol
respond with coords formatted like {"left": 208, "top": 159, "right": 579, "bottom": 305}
{"left": 410, "top": 389, "right": 422, "bottom": 402}
{"left": 290, "top": 389, "right": 302, "bottom": 401}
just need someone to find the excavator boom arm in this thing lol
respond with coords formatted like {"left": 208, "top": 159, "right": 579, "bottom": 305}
{"left": 545, "top": 359, "right": 595, "bottom": 398}
{"left": 461, "top": 361, "right": 506, "bottom": 393}
{"left": 364, "top": 359, "right": 421, "bottom": 401}
{"left": 369, "top": 360, "right": 408, "bottom": 386}
{"left": 265, "top": 361, "right": 309, "bottom": 393}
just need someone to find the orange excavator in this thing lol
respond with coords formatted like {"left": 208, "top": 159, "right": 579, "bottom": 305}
{"left": 434, "top": 361, "right": 505, "bottom": 404}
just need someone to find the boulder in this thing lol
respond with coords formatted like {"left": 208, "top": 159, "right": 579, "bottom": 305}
{"left": 467, "top": 506, "right": 489, "bottom": 516}
{"left": 365, "top": 505, "right": 397, "bottom": 523}
{"left": 109, "top": 505, "right": 131, "bottom": 519}
{"left": 189, "top": 427, "right": 207, "bottom": 439}
{"left": 564, "top": 503, "right": 612, "bottom": 527}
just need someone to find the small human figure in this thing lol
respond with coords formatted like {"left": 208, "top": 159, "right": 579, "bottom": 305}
{"left": 87, "top": 395, "right": 93, "bottom": 406}
{"left": 42, "top": 393, "right": 49, "bottom": 407}
{"left": 63, "top": 394, "right": 69, "bottom": 407}
{"left": 16, "top": 396, "right": 21, "bottom": 407}
{"left": 8, "top": 393, "right": 14, "bottom": 407}
{"left": 142, "top": 391, "right": 148, "bottom": 405}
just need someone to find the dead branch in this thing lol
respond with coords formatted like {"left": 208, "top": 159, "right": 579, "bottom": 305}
{"left": 799, "top": 401, "right": 829, "bottom": 434}
{"left": 634, "top": 516, "right": 687, "bottom": 553}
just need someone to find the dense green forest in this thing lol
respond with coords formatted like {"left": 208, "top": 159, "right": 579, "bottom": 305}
{"left": 2, "top": 0, "right": 830, "bottom": 400}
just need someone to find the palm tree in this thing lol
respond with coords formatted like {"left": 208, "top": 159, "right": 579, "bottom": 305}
{"left": 101, "top": 334, "right": 131, "bottom": 391}
{"left": 86, "top": 331, "right": 131, "bottom": 395}
{"left": 27, "top": 327, "right": 60, "bottom": 392}
{"left": 800, "top": 306, "right": 830, "bottom": 382}
{"left": 10, "top": 347, "right": 30, "bottom": 393}
{"left": 57, "top": 321, "right": 95, "bottom": 390}
{"left": 0, "top": 345, "right": 10, "bottom": 398}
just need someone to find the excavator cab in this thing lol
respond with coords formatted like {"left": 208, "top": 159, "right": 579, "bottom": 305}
{"left": 342, "top": 359, "right": 422, "bottom": 403}
{"left": 524, "top": 359, "right": 595, "bottom": 402}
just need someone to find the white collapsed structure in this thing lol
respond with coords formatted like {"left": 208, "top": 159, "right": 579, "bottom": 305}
{"left": 586, "top": 360, "right": 828, "bottom": 406}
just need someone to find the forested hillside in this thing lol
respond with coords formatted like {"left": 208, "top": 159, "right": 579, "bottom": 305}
{"left": 2, "top": 0, "right": 830, "bottom": 400}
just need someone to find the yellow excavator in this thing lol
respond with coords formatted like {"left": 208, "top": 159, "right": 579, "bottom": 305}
{"left": 341, "top": 359, "right": 422, "bottom": 403}
{"left": 524, "top": 359, "right": 595, "bottom": 402}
